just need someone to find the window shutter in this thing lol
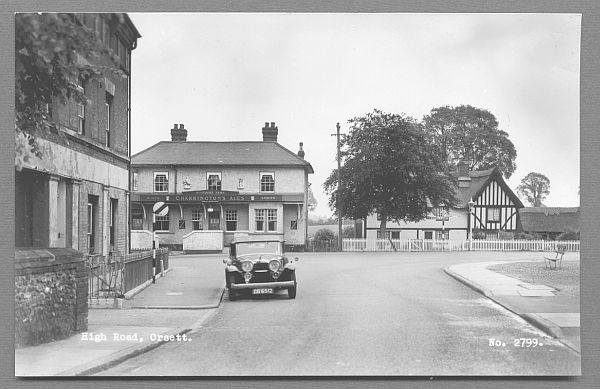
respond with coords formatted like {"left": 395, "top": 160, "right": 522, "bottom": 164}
{"left": 69, "top": 99, "right": 78, "bottom": 129}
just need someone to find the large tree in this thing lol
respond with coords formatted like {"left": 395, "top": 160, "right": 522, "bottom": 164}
{"left": 423, "top": 105, "right": 517, "bottom": 178}
{"left": 15, "top": 13, "right": 124, "bottom": 170}
{"left": 517, "top": 172, "right": 550, "bottom": 207}
{"left": 324, "top": 109, "right": 457, "bottom": 238}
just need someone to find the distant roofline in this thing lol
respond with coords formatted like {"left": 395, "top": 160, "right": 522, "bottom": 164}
{"left": 520, "top": 207, "right": 580, "bottom": 213}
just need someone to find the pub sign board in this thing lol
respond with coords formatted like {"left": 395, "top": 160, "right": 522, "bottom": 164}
{"left": 134, "top": 190, "right": 303, "bottom": 203}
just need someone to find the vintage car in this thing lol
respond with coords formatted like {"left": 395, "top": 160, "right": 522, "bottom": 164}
{"left": 223, "top": 237, "right": 299, "bottom": 300}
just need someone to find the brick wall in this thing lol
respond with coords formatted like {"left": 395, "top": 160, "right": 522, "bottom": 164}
{"left": 79, "top": 181, "right": 102, "bottom": 254}
{"left": 52, "top": 42, "right": 130, "bottom": 159}
{"left": 107, "top": 186, "right": 129, "bottom": 253}
{"left": 15, "top": 248, "right": 88, "bottom": 347}
{"left": 78, "top": 182, "right": 128, "bottom": 255}
{"left": 109, "top": 74, "right": 130, "bottom": 156}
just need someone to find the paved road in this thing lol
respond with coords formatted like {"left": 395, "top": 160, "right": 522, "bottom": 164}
{"left": 98, "top": 252, "right": 580, "bottom": 376}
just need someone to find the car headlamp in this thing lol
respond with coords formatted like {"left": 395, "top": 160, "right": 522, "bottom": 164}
{"left": 243, "top": 272, "right": 253, "bottom": 282}
{"left": 241, "top": 260, "right": 253, "bottom": 272}
{"left": 268, "top": 260, "right": 281, "bottom": 272}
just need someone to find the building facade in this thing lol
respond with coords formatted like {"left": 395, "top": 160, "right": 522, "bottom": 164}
{"left": 15, "top": 13, "right": 141, "bottom": 255}
{"left": 364, "top": 165, "right": 524, "bottom": 240}
{"left": 130, "top": 123, "right": 314, "bottom": 252}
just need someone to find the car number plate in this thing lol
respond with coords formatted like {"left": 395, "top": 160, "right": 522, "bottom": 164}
{"left": 252, "top": 288, "right": 273, "bottom": 295}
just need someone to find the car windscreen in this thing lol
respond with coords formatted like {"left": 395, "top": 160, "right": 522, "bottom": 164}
{"left": 235, "top": 242, "right": 282, "bottom": 256}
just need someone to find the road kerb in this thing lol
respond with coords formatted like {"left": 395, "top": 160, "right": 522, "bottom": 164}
{"left": 443, "top": 266, "right": 493, "bottom": 299}
{"left": 444, "top": 266, "right": 580, "bottom": 355}
{"left": 124, "top": 268, "right": 173, "bottom": 300}
{"left": 126, "top": 287, "right": 226, "bottom": 310}
{"left": 521, "top": 313, "right": 580, "bottom": 354}
{"left": 128, "top": 305, "right": 219, "bottom": 309}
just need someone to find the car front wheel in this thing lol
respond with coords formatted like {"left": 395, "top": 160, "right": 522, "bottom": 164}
{"left": 287, "top": 271, "right": 297, "bottom": 299}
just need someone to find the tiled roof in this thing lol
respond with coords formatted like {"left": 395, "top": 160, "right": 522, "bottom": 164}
{"left": 450, "top": 167, "right": 523, "bottom": 209}
{"left": 519, "top": 207, "right": 580, "bottom": 233}
{"left": 131, "top": 141, "right": 314, "bottom": 173}
{"left": 451, "top": 168, "right": 493, "bottom": 207}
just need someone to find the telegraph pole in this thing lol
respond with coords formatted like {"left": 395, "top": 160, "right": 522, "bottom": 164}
{"left": 331, "top": 123, "right": 343, "bottom": 251}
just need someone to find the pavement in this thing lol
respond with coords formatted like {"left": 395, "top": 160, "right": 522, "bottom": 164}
{"left": 444, "top": 258, "right": 580, "bottom": 354}
{"left": 14, "top": 253, "right": 227, "bottom": 377}
{"left": 14, "top": 252, "right": 580, "bottom": 376}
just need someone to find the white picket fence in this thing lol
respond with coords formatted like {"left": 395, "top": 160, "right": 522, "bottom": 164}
{"left": 342, "top": 239, "right": 580, "bottom": 252}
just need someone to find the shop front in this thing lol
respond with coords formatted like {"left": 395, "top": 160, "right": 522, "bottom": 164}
{"left": 130, "top": 190, "right": 306, "bottom": 253}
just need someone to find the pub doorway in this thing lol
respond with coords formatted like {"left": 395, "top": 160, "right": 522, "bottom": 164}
{"left": 208, "top": 210, "right": 221, "bottom": 230}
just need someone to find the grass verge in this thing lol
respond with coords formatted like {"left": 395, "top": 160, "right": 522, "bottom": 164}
{"left": 487, "top": 260, "right": 580, "bottom": 297}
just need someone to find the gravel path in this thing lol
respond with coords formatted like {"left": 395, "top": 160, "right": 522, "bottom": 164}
{"left": 487, "top": 260, "right": 580, "bottom": 297}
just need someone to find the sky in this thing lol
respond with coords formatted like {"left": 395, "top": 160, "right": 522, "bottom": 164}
{"left": 128, "top": 13, "right": 581, "bottom": 217}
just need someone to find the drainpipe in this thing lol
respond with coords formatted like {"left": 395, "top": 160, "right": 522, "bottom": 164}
{"left": 173, "top": 166, "right": 177, "bottom": 194}
{"left": 127, "top": 51, "right": 132, "bottom": 254}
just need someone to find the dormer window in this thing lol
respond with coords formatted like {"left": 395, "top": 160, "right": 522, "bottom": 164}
{"left": 457, "top": 161, "right": 469, "bottom": 177}
{"left": 260, "top": 172, "right": 275, "bottom": 192}
{"left": 207, "top": 172, "right": 222, "bottom": 191}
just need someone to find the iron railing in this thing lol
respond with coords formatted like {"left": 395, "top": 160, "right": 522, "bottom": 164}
{"left": 86, "top": 248, "right": 169, "bottom": 301}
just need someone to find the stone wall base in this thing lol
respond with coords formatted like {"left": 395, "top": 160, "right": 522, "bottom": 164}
{"left": 15, "top": 248, "right": 88, "bottom": 347}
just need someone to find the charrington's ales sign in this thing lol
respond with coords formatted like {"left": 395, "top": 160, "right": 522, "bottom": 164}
{"left": 133, "top": 190, "right": 303, "bottom": 203}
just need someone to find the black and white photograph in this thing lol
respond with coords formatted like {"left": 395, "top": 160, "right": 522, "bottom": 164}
{"left": 13, "top": 11, "right": 584, "bottom": 377}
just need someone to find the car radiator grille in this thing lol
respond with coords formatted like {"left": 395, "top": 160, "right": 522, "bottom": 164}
{"left": 252, "top": 272, "right": 273, "bottom": 283}
{"left": 253, "top": 262, "right": 270, "bottom": 271}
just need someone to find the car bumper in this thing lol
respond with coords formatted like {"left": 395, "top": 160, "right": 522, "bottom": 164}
{"left": 226, "top": 263, "right": 296, "bottom": 273}
{"left": 230, "top": 281, "right": 295, "bottom": 290}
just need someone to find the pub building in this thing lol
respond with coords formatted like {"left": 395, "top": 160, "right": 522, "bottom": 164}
{"left": 129, "top": 122, "right": 314, "bottom": 252}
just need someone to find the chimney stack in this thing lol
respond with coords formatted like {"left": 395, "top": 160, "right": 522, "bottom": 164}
{"left": 457, "top": 160, "right": 471, "bottom": 188}
{"left": 171, "top": 123, "right": 188, "bottom": 141}
{"left": 297, "top": 142, "right": 305, "bottom": 159}
{"left": 262, "top": 122, "right": 278, "bottom": 142}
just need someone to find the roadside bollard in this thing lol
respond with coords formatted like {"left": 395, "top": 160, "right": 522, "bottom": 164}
{"left": 152, "top": 240, "right": 156, "bottom": 284}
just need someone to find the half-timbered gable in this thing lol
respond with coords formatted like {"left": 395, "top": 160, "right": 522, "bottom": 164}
{"left": 468, "top": 168, "right": 523, "bottom": 237}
